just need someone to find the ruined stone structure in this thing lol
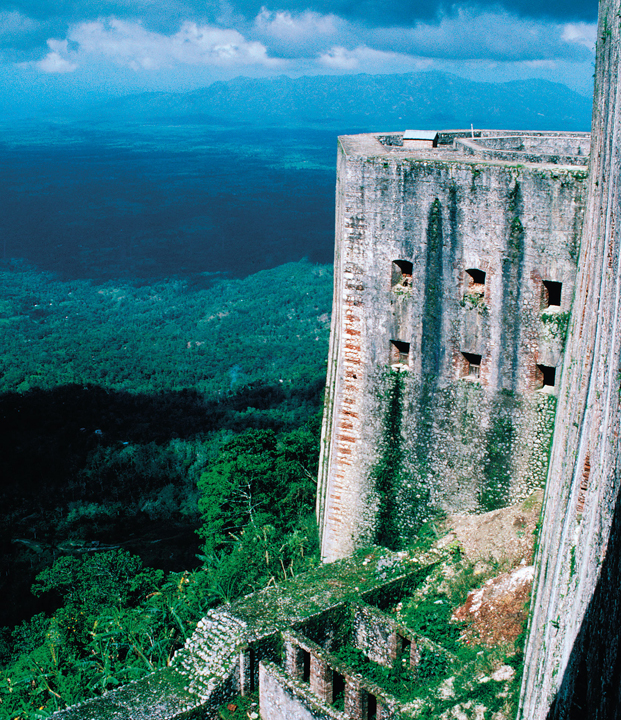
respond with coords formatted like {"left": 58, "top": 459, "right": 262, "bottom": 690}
{"left": 318, "top": 129, "right": 589, "bottom": 562}
{"left": 50, "top": 549, "right": 436, "bottom": 720}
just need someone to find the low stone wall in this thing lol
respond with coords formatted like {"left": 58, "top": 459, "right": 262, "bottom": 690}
{"left": 282, "top": 629, "right": 404, "bottom": 719}
{"left": 352, "top": 602, "right": 418, "bottom": 669}
{"left": 455, "top": 135, "right": 590, "bottom": 165}
{"left": 48, "top": 668, "right": 207, "bottom": 720}
{"left": 49, "top": 549, "right": 428, "bottom": 720}
{"left": 260, "top": 662, "right": 347, "bottom": 720}
{"left": 292, "top": 604, "right": 351, "bottom": 651}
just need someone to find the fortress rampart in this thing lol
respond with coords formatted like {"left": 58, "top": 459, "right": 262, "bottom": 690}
{"left": 318, "top": 130, "right": 589, "bottom": 562}
{"left": 519, "top": 0, "right": 621, "bottom": 715}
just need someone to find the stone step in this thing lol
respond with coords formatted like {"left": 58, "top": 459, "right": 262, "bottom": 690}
{"left": 172, "top": 606, "right": 249, "bottom": 701}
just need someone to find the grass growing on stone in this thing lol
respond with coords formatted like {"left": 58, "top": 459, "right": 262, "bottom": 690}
{"left": 218, "top": 691, "right": 260, "bottom": 720}
{"left": 276, "top": 528, "right": 526, "bottom": 720}
{"left": 391, "top": 546, "right": 523, "bottom": 719}
{"left": 327, "top": 538, "right": 525, "bottom": 719}
{"left": 541, "top": 310, "right": 571, "bottom": 347}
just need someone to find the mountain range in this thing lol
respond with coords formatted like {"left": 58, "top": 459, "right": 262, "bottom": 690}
{"left": 96, "top": 70, "right": 593, "bottom": 132}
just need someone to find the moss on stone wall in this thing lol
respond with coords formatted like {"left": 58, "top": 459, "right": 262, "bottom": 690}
{"left": 371, "top": 371, "right": 434, "bottom": 550}
{"left": 480, "top": 397, "right": 516, "bottom": 511}
{"left": 421, "top": 199, "right": 444, "bottom": 377}
{"left": 374, "top": 370, "right": 405, "bottom": 549}
{"left": 367, "top": 363, "right": 557, "bottom": 548}
{"left": 541, "top": 311, "right": 571, "bottom": 348}
{"left": 448, "top": 183, "right": 460, "bottom": 267}
{"left": 501, "top": 183, "right": 526, "bottom": 391}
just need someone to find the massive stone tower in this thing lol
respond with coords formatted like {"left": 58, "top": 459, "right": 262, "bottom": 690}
{"left": 318, "top": 129, "right": 589, "bottom": 562}
{"left": 520, "top": 0, "right": 621, "bottom": 716}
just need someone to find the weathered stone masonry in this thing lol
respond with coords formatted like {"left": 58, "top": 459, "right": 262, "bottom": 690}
{"left": 519, "top": 0, "right": 621, "bottom": 716}
{"left": 50, "top": 4, "right": 621, "bottom": 711}
{"left": 318, "top": 130, "right": 589, "bottom": 562}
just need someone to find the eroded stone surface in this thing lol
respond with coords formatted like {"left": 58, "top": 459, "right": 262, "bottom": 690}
{"left": 520, "top": 2, "right": 621, "bottom": 716}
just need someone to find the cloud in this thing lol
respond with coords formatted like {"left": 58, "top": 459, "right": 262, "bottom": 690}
{"left": 36, "top": 39, "right": 78, "bottom": 72}
{"left": 37, "top": 50, "right": 78, "bottom": 73}
{"left": 246, "top": 0, "right": 597, "bottom": 25}
{"left": 30, "top": 17, "right": 282, "bottom": 72}
{"left": 0, "top": 0, "right": 597, "bottom": 42}
{"left": 318, "top": 45, "right": 433, "bottom": 73}
{"left": 362, "top": 10, "right": 595, "bottom": 62}
{"left": 256, "top": 8, "right": 596, "bottom": 66}
{"left": 252, "top": 6, "right": 596, "bottom": 66}
{"left": 12, "top": 3, "right": 595, "bottom": 93}
{"left": 317, "top": 46, "right": 358, "bottom": 70}
{"left": 0, "top": 10, "right": 39, "bottom": 37}
{"left": 253, "top": 8, "right": 342, "bottom": 57}
{"left": 562, "top": 22, "right": 597, "bottom": 50}
{"left": 252, "top": 7, "right": 597, "bottom": 66}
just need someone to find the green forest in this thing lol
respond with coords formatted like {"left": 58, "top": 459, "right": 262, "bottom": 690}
{"left": 0, "top": 259, "right": 332, "bottom": 718}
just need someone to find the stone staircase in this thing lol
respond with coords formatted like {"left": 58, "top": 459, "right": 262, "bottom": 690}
{"left": 174, "top": 607, "right": 249, "bottom": 701}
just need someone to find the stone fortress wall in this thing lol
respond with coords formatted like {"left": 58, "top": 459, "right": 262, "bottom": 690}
{"left": 318, "top": 130, "right": 589, "bottom": 563}
{"left": 519, "top": 0, "right": 621, "bottom": 716}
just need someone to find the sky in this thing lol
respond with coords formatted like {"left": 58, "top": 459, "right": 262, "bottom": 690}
{"left": 0, "top": 0, "right": 598, "bottom": 115}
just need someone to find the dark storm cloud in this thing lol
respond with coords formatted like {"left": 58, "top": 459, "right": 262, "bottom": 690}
{"left": 0, "top": 0, "right": 598, "bottom": 32}
{"left": 236, "top": 0, "right": 597, "bottom": 25}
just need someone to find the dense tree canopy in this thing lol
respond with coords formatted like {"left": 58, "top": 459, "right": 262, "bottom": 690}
{"left": 0, "top": 260, "right": 330, "bottom": 717}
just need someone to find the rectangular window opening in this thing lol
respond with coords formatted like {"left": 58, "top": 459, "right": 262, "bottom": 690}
{"left": 390, "top": 340, "right": 410, "bottom": 368}
{"left": 542, "top": 280, "right": 562, "bottom": 308}
{"left": 332, "top": 670, "right": 345, "bottom": 708}
{"left": 461, "top": 352, "right": 481, "bottom": 379}
{"left": 537, "top": 364, "right": 556, "bottom": 388}
{"left": 398, "top": 634, "right": 411, "bottom": 654}
{"left": 367, "top": 693, "right": 377, "bottom": 720}
{"left": 302, "top": 650, "right": 311, "bottom": 683}
{"left": 392, "top": 260, "right": 413, "bottom": 289}
{"left": 466, "top": 268, "right": 486, "bottom": 295}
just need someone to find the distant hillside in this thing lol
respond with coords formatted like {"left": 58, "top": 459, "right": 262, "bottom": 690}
{"left": 97, "top": 71, "right": 593, "bottom": 132}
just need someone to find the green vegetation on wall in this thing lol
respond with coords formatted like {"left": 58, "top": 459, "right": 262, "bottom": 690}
{"left": 480, "top": 407, "right": 516, "bottom": 511}
{"left": 541, "top": 310, "right": 571, "bottom": 348}
{"left": 371, "top": 371, "right": 433, "bottom": 551}
{"left": 374, "top": 370, "right": 405, "bottom": 549}
{"left": 501, "top": 182, "right": 526, "bottom": 389}
{"left": 421, "top": 199, "right": 444, "bottom": 376}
